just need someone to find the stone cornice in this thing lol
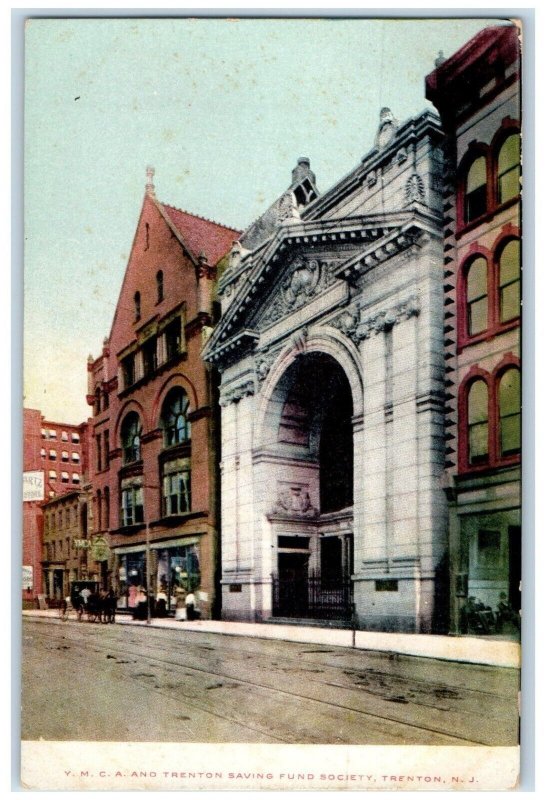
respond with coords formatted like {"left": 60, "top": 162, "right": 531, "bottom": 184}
{"left": 206, "top": 328, "right": 260, "bottom": 369}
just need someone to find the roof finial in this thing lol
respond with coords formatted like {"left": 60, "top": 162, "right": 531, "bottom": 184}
{"left": 435, "top": 50, "right": 446, "bottom": 67}
{"left": 146, "top": 165, "right": 155, "bottom": 196}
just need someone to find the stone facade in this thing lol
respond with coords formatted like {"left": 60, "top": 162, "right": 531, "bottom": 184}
{"left": 204, "top": 109, "right": 449, "bottom": 632}
{"left": 426, "top": 25, "right": 521, "bottom": 634}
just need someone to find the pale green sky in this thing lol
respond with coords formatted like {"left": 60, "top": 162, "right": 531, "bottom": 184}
{"left": 24, "top": 16, "right": 501, "bottom": 423}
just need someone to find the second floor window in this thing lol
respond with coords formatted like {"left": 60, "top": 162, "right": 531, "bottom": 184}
{"left": 121, "top": 484, "right": 144, "bottom": 527}
{"left": 499, "top": 368, "right": 521, "bottom": 457}
{"left": 162, "top": 459, "right": 191, "bottom": 516}
{"left": 466, "top": 257, "right": 488, "bottom": 336}
{"left": 467, "top": 379, "right": 489, "bottom": 465}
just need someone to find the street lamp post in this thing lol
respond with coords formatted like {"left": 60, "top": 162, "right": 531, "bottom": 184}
{"left": 142, "top": 483, "right": 160, "bottom": 626}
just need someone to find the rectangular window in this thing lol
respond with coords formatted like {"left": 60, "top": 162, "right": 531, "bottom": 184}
{"left": 49, "top": 429, "right": 57, "bottom": 439}
{"left": 71, "top": 433, "right": 80, "bottom": 443}
{"left": 61, "top": 431, "right": 68, "bottom": 442}
{"left": 121, "top": 485, "right": 144, "bottom": 527}
{"left": 61, "top": 451, "right": 69, "bottom": 462}
{"left": 48, "top": 470, "right": 57, "bottom": 480}
{"left": 163, "top": 471, "right": 191, "bottom": 515}
{"left": 477, "top": 529, "right": 501, "bottom": 568}
{"left": 72, "top": 473, "right": 80, "bottom": 484}
{"left": 142, "top": 337, "right": 157, "bottom": 376}
{"left": 61, "top": 472, "right": 69, "bottom": 483}
{"left": 165, "top": 317, "right": 182, "bottom": 361}
{"left": 71, "top": 452, "right": 80, "bottom": 463}
{"left": 41, "top": 429, "right": 47, "bottom": 439}
{"left": 96, "top": 434, "right": 102, "bottom": 472}
{"left": 104, "top": 431, "right": 110, "bottom": 468}
{"left": 122, "top": 354, "right": 135, "bottom": 389}
{"left": 49, "top": 449, "right": 57, "bottom": 460}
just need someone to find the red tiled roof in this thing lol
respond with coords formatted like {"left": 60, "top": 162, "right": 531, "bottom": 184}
{"left": 161, "top": 202, "right": 241, "bottom": 266}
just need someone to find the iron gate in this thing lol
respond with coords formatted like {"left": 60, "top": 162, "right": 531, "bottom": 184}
{"left": 272, "top": 572, "right": 353, "bottom": 620}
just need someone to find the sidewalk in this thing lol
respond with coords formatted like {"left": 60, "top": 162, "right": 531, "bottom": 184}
{"left": 22, "top": 609, "right": 520, "bottom": 668}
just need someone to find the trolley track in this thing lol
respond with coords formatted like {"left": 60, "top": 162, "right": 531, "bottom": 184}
{"left": 23, "top": 619, "right": 518, "bottom": 746}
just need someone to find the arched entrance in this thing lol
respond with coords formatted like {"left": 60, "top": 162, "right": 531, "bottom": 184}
{"left": 264, "top": 352, "right": 355, "bottom": 620}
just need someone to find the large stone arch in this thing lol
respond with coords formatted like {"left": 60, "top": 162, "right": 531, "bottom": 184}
{"left": 254, "top": 325, "right": 364, "bottom": 451}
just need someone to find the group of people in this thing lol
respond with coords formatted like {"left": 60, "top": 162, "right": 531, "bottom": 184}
{"left": 130, "top": 586, "right": 200, "bottom": 621}
{"left": 460, "top": 591, "right": 520, "bottom": 635}
{"left": 71, "top": 587, "right": 118, "bottom": 623}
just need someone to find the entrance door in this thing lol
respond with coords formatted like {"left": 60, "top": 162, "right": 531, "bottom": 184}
{"left": 277, "top": 552, "right": 309, "bottom": 617}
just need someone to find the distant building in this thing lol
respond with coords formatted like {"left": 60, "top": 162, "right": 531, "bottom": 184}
{"left": 23, "top": 408, "right": 89, "bottom": 606}
{"left": 41, "top": 488, "right": 103, "bottom": 600}
{"left": 426, "top": 24, "right": 521, "bottom": 634}
{"left": 205, "top": 110, "right": 450, "bottom": 632}
{"left": 87, "top": 169, "right": 239, "bottom": 617}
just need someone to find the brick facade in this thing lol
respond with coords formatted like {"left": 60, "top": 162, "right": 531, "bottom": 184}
{"left": 88, "top": 172, "right": 239, "bottom": 617}
{"left": 426, "top": 24, "right": 521, "bottom": 634}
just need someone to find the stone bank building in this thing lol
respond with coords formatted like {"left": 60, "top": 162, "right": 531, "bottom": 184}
{"left": 204, "top": 108, "right": 449, "bottom": 632}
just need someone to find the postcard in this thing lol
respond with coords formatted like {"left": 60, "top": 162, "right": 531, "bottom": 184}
{"left": 21, "top": 15, "right": 522, "bottom": 791}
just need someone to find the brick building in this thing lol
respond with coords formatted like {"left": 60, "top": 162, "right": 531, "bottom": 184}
{"left": 426, "top": 24, "right": 521, "bottom": 634}
{"left": 87, "top": 169, "right": 239, "bottom": 617}
{"left": 41, "top": 488, "right": 103, "bottom": 600}
{"left": 23, "top": 407, "right": 89, "bottom": 606}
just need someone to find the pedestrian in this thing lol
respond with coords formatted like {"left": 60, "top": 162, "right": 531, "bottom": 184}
{"left": 80, "top": 586, "right": 91, "bottom": 606}
{"left": 185, "top": 591, "right": 197, "bottom": 621}
{"left": 133, "top": 586, "right": 147, "bottom": 620}
{"left": 155, "top": 588, "right": 167, "bottom": 618}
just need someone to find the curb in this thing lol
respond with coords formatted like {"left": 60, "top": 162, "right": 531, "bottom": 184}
{"left": 22, "top": 610, "right": 520, "bottom": 669}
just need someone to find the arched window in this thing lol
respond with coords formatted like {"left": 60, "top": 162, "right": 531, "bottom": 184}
{"left": 498, "top": 368, "right": 521, "bottom": 457}
{"left": 121, "top": 412, "right": 142, "bottom": 464}
{"left": 466, "top": 256, "right": 488, "bottom": 336}
{"left": 467, "top": 379, "right": 489, "bottom": 465}
{"left": 161, "top": 389, "right": 190, "bottom": 447}
{"left": 497, "top": 134, "right": 520, "bottom": 204}
{"left": 134, "top": 291, "right": 141, "bottom": 321}
{"left": 156, "top": 270, "right": 164, "bottom": 303}
{"left": 498, "top": 239, "right": 521, "bottom": 323}
{"left": 464, "top": 156, "right": 487, "bottom": 222}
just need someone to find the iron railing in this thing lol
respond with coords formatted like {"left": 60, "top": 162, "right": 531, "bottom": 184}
{"left": 272, "top": 572, "right": 353, "bottom": 620}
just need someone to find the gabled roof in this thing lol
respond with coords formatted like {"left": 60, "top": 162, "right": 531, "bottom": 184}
{"left": 160, "top": 201, "right": 241, "bottom": 267}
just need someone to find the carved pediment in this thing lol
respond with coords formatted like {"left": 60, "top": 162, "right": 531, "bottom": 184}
{"left": 255, "top": 253, "right": 341, "bottom": 330}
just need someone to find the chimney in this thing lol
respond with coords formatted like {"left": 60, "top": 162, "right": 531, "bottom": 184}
{"left": 291, "top": 157, "right": 316, "bottom": 187}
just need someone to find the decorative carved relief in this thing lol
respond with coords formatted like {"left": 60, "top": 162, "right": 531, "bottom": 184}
{"left": 405, "top": 173, "right": 425, "bottom": 203}
{"left": 333, "top": 296, "right": 420, "bottom": 345}
{"left": 270, "top": 485, "right": 319, "bottom": 518}
{"left": 254, "top": 351, "right": 277, "bottom": 385}
{"left": 282, "top": 256, "right": 320, "bottom": 308}
{"left": 219, "top": 379, "right": 256, "bottom": 407}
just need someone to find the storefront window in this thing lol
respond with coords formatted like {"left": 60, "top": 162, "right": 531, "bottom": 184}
{"left": 156, "top": 544, "right": 200, "bottom": 611}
